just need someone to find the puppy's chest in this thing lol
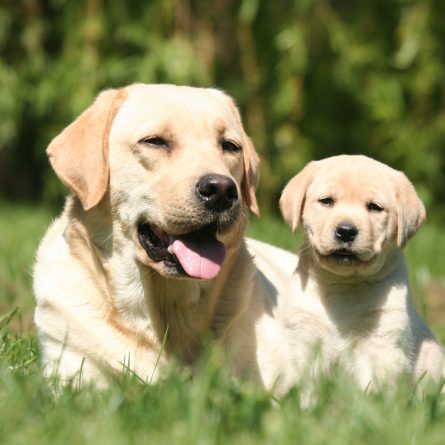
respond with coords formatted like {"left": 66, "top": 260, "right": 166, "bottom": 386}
{"left": 291, "top": 289, "right": 409, "bottom": 356}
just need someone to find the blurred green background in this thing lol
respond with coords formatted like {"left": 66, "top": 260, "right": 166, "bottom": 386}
{"left": 1, "top": 0, "right": 445, "bottom": 217}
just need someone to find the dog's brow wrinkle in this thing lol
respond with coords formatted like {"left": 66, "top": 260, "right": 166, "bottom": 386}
{"left": 214, "top": 119, "right": 227, "bottom": 135}
{"left": 147, "top": 123, "right": 176, "bottom": 143}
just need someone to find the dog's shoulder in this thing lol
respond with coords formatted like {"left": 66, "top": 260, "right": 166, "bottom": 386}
{"left": 35, "top": 212, "right": 71, "bottom": 268}
{"left": 33, "top": 202, "right": 99, "bottom": 306}
{"left": 33, "top": 211, "right": 75, "bottom": 315}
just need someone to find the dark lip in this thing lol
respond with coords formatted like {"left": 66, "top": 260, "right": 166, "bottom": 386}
{"left": 137, "top": 222, "right": 219, "bottom": 274}
{"left": 137, "top": 223, "right": 179, "bottom": 266}
{"left": 326, "top": 248, "right": 360, "bottom": 265}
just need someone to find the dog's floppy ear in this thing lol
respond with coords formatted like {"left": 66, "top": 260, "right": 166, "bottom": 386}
{"left": 280, "top": 161, "right": 319, "bottom": 233}
{"left": 215, "top": 90, "right": 260, "bottom": 216}
{"left": 393, "top": 170, "right": 426, "bottom": 247}
{"left": 47, "top": 88, "right": 127, "bottom": 210}
{"left": 242, "top": 135, "right": 260, "bottom": 217}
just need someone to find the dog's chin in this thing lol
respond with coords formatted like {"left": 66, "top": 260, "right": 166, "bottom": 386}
{"left": 315, "top": 248, "right": 376, "bottom": 275}
{"left": 135, "top": 210, "right": 239, "bottom": 280}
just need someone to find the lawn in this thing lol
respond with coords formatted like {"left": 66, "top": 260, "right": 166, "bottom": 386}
{"left": 1, "top": 202, "right": 445, "bottom": 444}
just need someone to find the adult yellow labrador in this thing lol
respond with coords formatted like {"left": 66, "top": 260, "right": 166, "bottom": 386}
{"left": 280, "top": 155, "right": 444, "bottom": 390}
{"left": 33, "top": 84, "right": 296, "bottom": 388}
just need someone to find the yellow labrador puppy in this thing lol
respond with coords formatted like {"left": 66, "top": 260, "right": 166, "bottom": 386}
{"left": 34, "top": 84, "right": 296, "bottom": 388}
{"left": 280, "top": 155, "right": 444, "bottom": 390}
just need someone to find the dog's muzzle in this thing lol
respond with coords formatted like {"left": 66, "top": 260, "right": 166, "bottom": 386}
{"left": 137, "top": 174, "right": 241, "bottom": 280}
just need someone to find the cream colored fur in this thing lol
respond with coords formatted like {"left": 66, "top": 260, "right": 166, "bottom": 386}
{"left": 33, "top": 84, "right": 297, "bottom": 389}
{"left": 280, "top": 155, "right": 444, "bottom": 391}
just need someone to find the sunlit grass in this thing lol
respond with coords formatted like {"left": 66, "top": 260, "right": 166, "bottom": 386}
{"left": 1, "top": 316, "right": 445, "bottom": 445}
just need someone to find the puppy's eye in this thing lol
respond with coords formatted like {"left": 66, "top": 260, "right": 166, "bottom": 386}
{"left": 319, "top": 197, "right": 334, "bottom": 207}
{"left": 367, "top": 202, "right": 384, "bottom": 212}
{"left": 139, "top": 136, "right": 169, "bottom": 148}
{"left": 221, "top": 139, "right": 241, "bottom": 153}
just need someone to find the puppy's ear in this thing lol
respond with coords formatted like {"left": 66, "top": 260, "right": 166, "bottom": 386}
{"left": 242, "top": 135, "right": 260, "bottom": 217}
{"left": 47, "top": 88, "right": 127, "bottom": 210}
{"left": 280, "top": 161, "right": 319, "bottom": 233}
{"left": 393, "top": 171, "right": 426, "bottom": 247}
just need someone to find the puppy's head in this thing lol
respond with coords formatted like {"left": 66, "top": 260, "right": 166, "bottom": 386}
{"left": 280, "top": 155, "right": 425, "bottom": 277}
{"left": 47, "top": 84, "right": 260, "bottom": 280}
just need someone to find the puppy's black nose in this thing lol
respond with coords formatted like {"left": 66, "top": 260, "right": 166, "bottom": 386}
{"left": 196, "top": 174, "right": 238, "bottom": 212}
{"left": 335, "top": 222, "right": 358, "bottom": 243}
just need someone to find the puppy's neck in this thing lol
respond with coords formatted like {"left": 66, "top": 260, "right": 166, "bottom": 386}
{"left": 296, "top": 240, "right": 410, "bottom": 332}
{"left": 297, "top": 239, "right": 405, "bottom": 293}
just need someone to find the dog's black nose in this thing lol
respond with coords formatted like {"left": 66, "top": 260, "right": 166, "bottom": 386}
{"left": 196, "top": 174, "right": 238, "bottom": 212}
{"left": 335, "top": 222, "right": 358, "bottom": 243}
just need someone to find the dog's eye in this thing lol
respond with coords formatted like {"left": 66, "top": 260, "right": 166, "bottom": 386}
{"left": 367, "top": 202, "right": 384, "bottom": 212}
{"left": 139, "top": 136, "right": 169, "bottom": 148}
{"left": 221, "top": 139, "right": 241, "bottom": 153}
{"left": 319, "top": 197, "right": 334, "bottom": 207}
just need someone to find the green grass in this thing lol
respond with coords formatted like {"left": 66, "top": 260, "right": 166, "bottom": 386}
{"left": 1, "top": 202, "right": 445, "bottom": 444}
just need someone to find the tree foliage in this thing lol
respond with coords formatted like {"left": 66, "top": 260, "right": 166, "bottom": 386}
{"left": 1, "top": 0, "right": 444, "bottom": 217}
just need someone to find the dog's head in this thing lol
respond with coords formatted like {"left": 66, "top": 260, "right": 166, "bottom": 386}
{"left": 280, "top": 155, "right": 425, "bottom": 277}
{"left": 46, "top": 84, "right": 260, "bottom": 280}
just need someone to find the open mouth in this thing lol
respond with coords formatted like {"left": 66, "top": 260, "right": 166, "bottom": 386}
{"left": 137, "top": 223, "right": 226, "bottom": 280}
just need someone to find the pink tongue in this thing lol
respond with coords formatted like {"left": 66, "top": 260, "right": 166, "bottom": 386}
{"left": 171, "top": 236, "right": 226, "bottom": 280}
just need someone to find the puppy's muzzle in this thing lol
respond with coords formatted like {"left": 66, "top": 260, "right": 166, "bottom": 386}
{"left": 196, "top": 174, "right": 238, "bottom": 212}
